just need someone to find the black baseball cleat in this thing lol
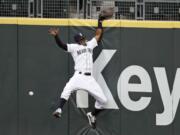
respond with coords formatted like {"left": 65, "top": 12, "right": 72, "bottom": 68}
{"left": 87, "top": 112, "right": 96, "bottom": 128}
{"left": 52, "top": 108, "right": 62, "bottom": 118}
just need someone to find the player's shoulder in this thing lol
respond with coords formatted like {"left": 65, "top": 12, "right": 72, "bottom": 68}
{"left": 67, "top": 43, "right": 79, "bottom": 47}
{"left": 67, "top": 43, "right": 80, "bottom": 52}
{"left": 87, "top": 37, "right": 98, "bottom": 47}
{"left": 87, "top": 37, "right": 97, "bottom": 44}
{"left": 67, "top": 43, "right": 78, "bottom": 46}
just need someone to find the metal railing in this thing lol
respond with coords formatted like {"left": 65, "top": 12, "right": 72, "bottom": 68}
{"left": 0, "top": 0, "right": 180, "bottom": 21}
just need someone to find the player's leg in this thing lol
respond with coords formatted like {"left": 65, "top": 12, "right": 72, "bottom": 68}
{"left": 53, "top": 98, "right": 67, "bottom": 118}
{"left": 53, "top": 75, "right": 77, "bottom": 118}
{"left": 86, "top": 77, "right": 107, "bottom": 127}
{"left": 86, "top": 95, "right": 107, "bottom": 128}
{"left": 89, "top": 78, "right": 107, "bottom": 114}
{"left": 87, "top": 89, "right": 107, "bottom": 123}
{"left": 89, "top": 93, "right": 107, "bottom": 118}
{"left": 92, "top": 104, "right": 105, "bottom": 116}
{"left": 53, "top": 85, "right": 74, "bottom": 118}
{"left": 57, "top": 98, "right": 67, "bottom": 109}
{"left": 54, "top": 72, "right": 89, "bottom": 118}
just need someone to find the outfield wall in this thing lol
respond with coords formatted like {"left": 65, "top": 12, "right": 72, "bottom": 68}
{"left": 0, "top": 18, "right": 180, "bottom": 135}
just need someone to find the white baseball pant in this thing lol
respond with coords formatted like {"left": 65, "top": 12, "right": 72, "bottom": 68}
{"left": 61, "top": 71, "right": 107, "bottom": 109}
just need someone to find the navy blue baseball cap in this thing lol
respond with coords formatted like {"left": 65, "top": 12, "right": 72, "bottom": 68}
{"left": 74, "top": 33, "right": 85, "bottom": 43}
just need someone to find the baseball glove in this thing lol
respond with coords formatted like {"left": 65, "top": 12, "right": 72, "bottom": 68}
{"left": 99, "top": 7, "right": 114, "bottom": 21}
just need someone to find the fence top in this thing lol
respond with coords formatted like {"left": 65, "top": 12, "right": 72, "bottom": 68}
{"left": 0, "top": 17, "right": 180, "bottom": 28}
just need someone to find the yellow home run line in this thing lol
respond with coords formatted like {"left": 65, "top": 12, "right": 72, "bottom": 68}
{"left": 0, "top": 17, "right": 180, "bottom": 28}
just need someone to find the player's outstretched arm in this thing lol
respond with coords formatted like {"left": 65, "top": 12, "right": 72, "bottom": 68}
{"left": 95, "top": 8, "right": 114, "bottom": 42}
{"left": 48, "top": 28, "right": 67, "bottom": 51}
{"left": 95, "top": 19, "right": 103, "bottom": 42}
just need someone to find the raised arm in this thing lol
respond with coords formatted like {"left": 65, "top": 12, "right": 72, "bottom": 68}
{"left": 95, "top": 19, "right": 104, "bottom": 42}
{"left": 48, "top": 28, "right": 67, "bottom": 51}
{"left": 95, "top": 8, "right": 114, "bottom": 42}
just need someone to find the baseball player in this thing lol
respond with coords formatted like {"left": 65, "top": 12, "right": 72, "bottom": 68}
{"left": 49, "top": 18, "right": 107, "bottom": 127}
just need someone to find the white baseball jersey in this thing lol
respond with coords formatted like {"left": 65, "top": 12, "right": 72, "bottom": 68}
{"left": 60, "top": 37, "right": 107, "bottom": 109}
{"left": 67, "top": 37, "right": 98, "bottom": 73}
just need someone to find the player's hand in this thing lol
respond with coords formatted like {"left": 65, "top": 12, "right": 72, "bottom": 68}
{"left": 48, "top": 28, "right": 59, "bottom": 36}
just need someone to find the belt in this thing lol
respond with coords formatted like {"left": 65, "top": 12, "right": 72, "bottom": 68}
{"left": 78, "top": 72, "right": 91, "bottom": 76}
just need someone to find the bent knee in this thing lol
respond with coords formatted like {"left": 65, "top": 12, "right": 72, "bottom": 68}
{"left": 100, "top": 96, "right": 108, "bottom": 105}
{"left": 103, "top": 97, "right": 108, "bottom": 104}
